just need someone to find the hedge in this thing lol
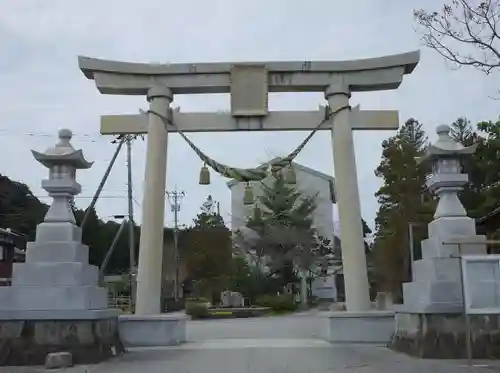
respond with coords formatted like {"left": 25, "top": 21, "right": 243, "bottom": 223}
{"left": 255, "top": 294, "right": 297, "bottom": 312}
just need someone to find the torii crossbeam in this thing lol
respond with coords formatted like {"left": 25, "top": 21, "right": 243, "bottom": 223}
{"left": 99, "top": 105, "right": 399, "bottom": 134}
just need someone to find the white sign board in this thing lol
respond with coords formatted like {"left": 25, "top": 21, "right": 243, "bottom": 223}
{"left": 462, "top": 255, "right": 500, "bottom": 314}
{"left": 312, "top": 275, "right": 337, "bottom": 300}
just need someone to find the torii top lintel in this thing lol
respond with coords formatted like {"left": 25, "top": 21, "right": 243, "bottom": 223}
{"left": 78, "top": 50, "right": 419, "bottom": 95}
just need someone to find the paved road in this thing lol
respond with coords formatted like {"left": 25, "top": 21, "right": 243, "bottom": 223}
{"left": 187, "top": 310, "right": 322, "bottom": 341}
{"left": 3, "top": 312, "right": 500, "bottom": 372}
{"left": 5, "top": 341, "right": 499, "bottom": 373}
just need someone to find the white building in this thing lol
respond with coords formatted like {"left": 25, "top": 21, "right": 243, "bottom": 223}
{"left": 227, "top": 160, "right": 336, "bottom": 244}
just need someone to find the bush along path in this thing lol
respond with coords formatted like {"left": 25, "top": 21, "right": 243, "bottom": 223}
{"left": 185, "top": 294, "right": 299, "bottom": 320}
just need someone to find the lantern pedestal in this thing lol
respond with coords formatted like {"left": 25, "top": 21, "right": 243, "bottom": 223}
{"left": 0, "top": 130, "right": 122, "bottom": 366}
{"left": 0, "top": 220, "right": 123, "bottom": 366}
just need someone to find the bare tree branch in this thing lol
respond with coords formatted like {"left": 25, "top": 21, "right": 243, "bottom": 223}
{"left": 414, "top": 0, "right": 500, "bottom": 74}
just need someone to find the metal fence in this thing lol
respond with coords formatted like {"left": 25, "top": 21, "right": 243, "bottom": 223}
{"left": 107, "top": 294, "right": 131, "bottom": 312}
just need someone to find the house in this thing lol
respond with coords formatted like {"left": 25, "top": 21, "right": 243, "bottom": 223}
{"left": 0, "top": 228, "right": 27, "bottom": 286}
{"left": 227, "top": 160, "right": 336, "bottom": 243}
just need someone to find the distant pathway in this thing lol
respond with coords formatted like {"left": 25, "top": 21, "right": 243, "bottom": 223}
{"left": 187, "top": 309, "right": 322, "bottom": 341}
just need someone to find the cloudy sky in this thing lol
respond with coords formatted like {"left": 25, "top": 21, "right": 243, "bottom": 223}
{"left": 0, "top": 0, "right": 498, "bottom": 233}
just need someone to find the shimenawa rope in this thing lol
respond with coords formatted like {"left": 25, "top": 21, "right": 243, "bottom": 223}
{"left": 145, "top": 105, "right": 350, "bottom": 182}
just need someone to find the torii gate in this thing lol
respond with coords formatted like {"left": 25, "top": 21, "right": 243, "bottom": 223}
{"left": 78, "top": 51, "right": 419, "bottom": 314}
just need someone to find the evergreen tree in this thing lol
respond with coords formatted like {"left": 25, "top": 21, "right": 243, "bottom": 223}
{"left": 0, "top": 175, "right": 47, "bottom": 240}
{"left": 470, "top": 119, "right": 500, "bottom": 217}
{"left": 193, "top": 195, "right": 225, "bottom": 228}
{"left": 184, "top": 196, "right": 232, "bottom": 302}
{"left": 81, "top": 206, "right": 105, "bottom": 266}
{"left": 451, "top": 117, "right": 474, "bottom": 145}
{"left": 372, "top": 118, "right": 433, "bottom": 302}
{"left": 449, "top": 118, "right": 483, "bottom": 216}
{"left": 0, "top": 173, "right": 133, "bottom": 275}
{"left": 245, "top": 172, "right": 317, "bottom": 285}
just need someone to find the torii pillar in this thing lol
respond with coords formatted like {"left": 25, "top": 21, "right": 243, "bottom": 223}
{"left": 78, "top": 51, "right": 419, "bottom": 313}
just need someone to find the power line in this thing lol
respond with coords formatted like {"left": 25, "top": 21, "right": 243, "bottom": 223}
{"left": 0, "top": 129, "right": 107, "bottom": 141}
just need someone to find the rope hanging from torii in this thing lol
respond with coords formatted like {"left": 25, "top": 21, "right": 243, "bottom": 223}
{"left": 146, "top": 104, "right": 350, "bottom": 184}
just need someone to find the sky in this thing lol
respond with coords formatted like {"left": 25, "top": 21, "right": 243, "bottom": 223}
{"left": 0, "top": 0, "right": 498, "bottom": 234}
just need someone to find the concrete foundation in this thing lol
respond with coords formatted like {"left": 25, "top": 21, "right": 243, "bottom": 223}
{"left": 118, "top": 313, "right": 187, "bottom": 347}
{"left": 320, "top": 311, "right": 395, "bottom": 343}
{"left": 0, "top": 316, "right": 123, "bottom": 366}
{"left": 390, "top": 312, "right": 500, "bottom": 358}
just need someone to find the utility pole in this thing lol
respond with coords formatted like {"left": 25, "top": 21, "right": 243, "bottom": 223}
{"left": 166, "top": 190, "right": 185, "bottom": 300}
{"left": 126, "top": 136, "right": 137, "bottom": 307}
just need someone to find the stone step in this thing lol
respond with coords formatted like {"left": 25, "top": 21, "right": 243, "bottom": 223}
{"left": 35, "top": 222, "right": 82, "bottom": 243}
{"left": 421, "top": 235, "right": 487, "bottom": 259}
{"left": 0, "top": 285, "right": 107, "bottom": 311}
{"left": 402, "top": 280, "right": 463, "bottom": 307}
{"left": 12, "top": 262, "right": 98, "bottom": 286}
{"left": 25, "top": 242, "right": 89, "bottom": 264}
{"left": 412, "top": 257, "right": 462, "bottom": 283}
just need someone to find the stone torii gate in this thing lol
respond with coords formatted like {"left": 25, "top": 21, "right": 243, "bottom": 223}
{"left": 78, "top": 51, "right": 419, "bottom": 314}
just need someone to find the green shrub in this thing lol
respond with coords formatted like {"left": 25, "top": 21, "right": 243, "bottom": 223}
{"left": 185, "top": 301, "right": 209, "bottom": 319}
{"left": 186, "top": 296, "right": 209, "bottom": 304}
{"left": 255, "top": 294, "right": 297, "bottom": 312}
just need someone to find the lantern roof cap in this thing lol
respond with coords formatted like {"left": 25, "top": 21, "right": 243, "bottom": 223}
{"left": 417, "top": 124, "right": 477, "bottom": 164}
{"left": 31, "top": 128, "right": 93, "bottom": 169}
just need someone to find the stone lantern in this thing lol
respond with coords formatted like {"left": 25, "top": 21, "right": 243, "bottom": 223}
{"left": 0, "top": 129, "right": 122, "bottom": 366}
{"left": 32, "top": 129, "right": 93, "bottom": 224}
{"left": 390, "top": 124, "right": 495, "bottom": 359}
{"left": 417, "top": 124, "right": 477, "bottom": 220}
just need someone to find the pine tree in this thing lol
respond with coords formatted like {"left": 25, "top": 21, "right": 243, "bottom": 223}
{"left": 245, "top": 172, "right": 317, "bottom": 286}
{"left": 193, "top": 195, "right": 225, "bottom": 229}
{"left": 184, "top": 195, "right": 232, "bottom": 301}
{"left": 449, "top": 118, "right": 483, "bottom": 216}
{"left": 471, "top": 119, "right": 500, "bottom": 217}
{"left": 372, "top": 118, "right": 433, "bottom": 302}
{"left": 451, "top": 117, "right": 474, "bottom": 145}
{"left": 81, "top": 206, "right": 105, "bottom": 266}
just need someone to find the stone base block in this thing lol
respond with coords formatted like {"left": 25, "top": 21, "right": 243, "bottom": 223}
{"left": 412, "top": 257, "right": 462, "bottom": 283}
{"left": 402, "top": 280, "right": 462, "bottom": 309}
{"left": 35, "top": 222, "right": 82, "bottom": 243}
{"left": 118, "top": 313, "right": 187, "bottom": 347}
{"left": 0, "top": 309, "right": 119, "bottom": 320}
{"left": 428, "top": 216, "right": 477, "bottom": 238}
{"left": 12, "top": 262, "right": 98, "bottom": 286}
{"left": 0, "top": 315, "right": 124, "bottom": 366}
{"left": 319, "top": 311, "right": 394, "bottom": 343}
{"left": 389, "top": 312, "right": 500, "bottom": 358}
{"left": 421, "top": 234, "right": 486, "bottom": 259}
{"left": 0, "top": 285, "right": 107, "bottom": 311}
{"left": 25, "top": 241, "right": 89, "bottom": 264}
